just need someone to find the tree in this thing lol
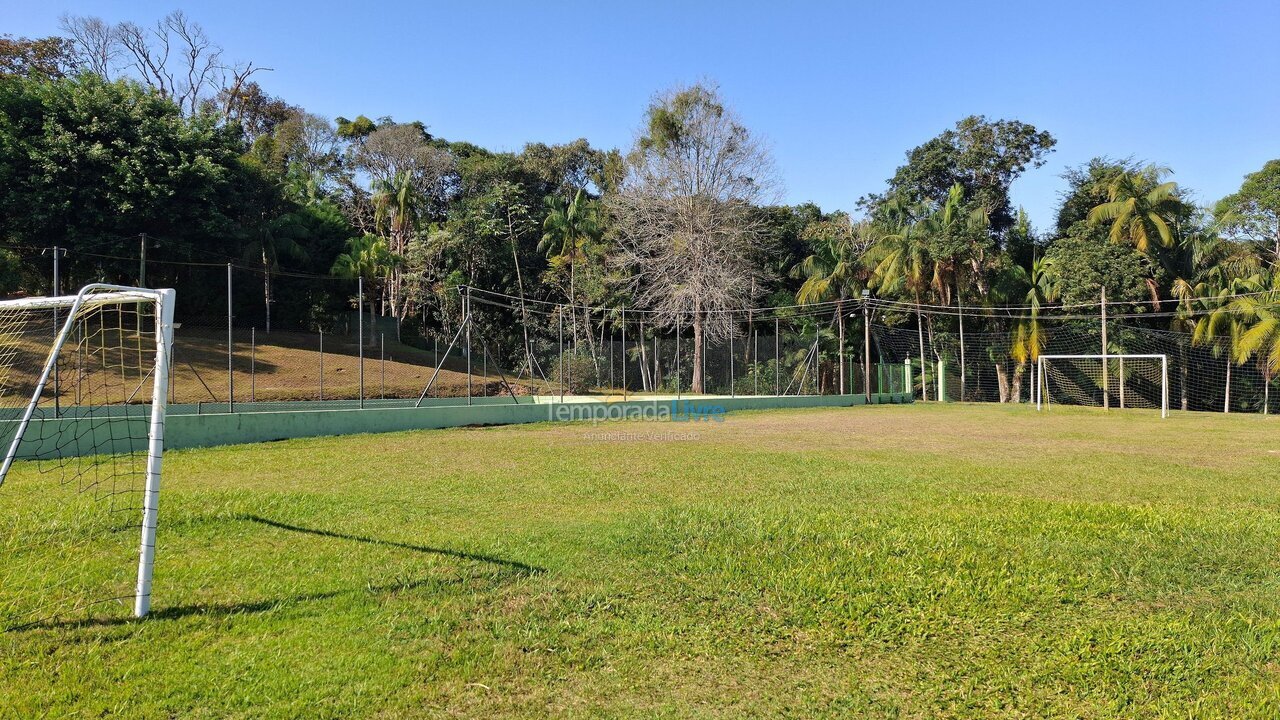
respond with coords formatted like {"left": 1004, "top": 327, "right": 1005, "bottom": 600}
{"left": 1044, "top": 223, "right": 1154, "bottom": 307}
{"left": 862, "top": 115, "right": 1055, "bottom": 236}
{"left": 1215, "top": 160, "right": 1280, "bottom": 266}
{"left": 372, "top": 171, "right": 422, "bottom": 319}
{"left": 243, "top": 213, "right": 309, "bottom": 333}
{"left": 1008, "top": 256, "right": 1059, "bottom": 401}
{"left": 331, "top": 234, "right": 395, "bottom": 344}
{"left": 866, "top": 202, "right": 934, "bottom": 399}
{"left": 1231, "top": 274, "right": 1280, "bottom": 414}
{"left": 1087, "top": 165, "right": 1186, "bottom": 254}
{"left": 611, "top": 83, "right": 776, "bottom": 394}
{"left": 920, "top": 183, "right": 990, "bottom": 398}
{"left": 0, "top": 36, "right": 78, "bottom": 79}
{"left": 792, "top": 213, "right": 869, "bottom": 394}
{"left": 60, "top": 11, "right": 261, "bottom": 116}
{"left": 1188, "top": 274, "right": 1260, "bottom": 413}
{"left": 541, "top": 188, "right": 601, "bottom": 348}
{"left": 0, "top": 74, "right": 249, "bottom": 289}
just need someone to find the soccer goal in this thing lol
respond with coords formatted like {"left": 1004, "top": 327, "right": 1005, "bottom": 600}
{"left": 1035, "top": 354, "right": 1168, "bottom": 418}
{"left": 0, "top": 284, "right": 175, "bottom": 630}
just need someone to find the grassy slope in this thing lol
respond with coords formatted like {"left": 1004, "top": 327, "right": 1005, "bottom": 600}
{"left": 0, "top": 328, "right": 512, "bottom": 408}
{"left": 2, "top": 403, "right": 1280, "bottom": 718}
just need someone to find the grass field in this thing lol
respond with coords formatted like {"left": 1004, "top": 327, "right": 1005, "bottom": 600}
{"left": 3, "top": 403, "right": 1280, "bottom": 717}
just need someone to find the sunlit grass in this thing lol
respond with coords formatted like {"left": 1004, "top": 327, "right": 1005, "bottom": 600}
{"left": 2, "top": 403, "right": 1280, "bottom": 717}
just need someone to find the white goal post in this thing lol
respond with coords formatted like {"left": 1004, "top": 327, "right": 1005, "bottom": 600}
{"left": 0, "top": 284, "right": 175, "bottom": 622}
{"left": 1035, "top": 353, "right": 1168, "bottom": 418}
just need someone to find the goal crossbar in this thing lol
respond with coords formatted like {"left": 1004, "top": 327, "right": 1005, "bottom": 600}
{"left": 1036, "top": 353, "right": 1169, "bottom": 418}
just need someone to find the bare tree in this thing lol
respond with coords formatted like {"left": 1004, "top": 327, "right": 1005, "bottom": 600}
{"left": 611, "top": 83, "right": 778, "bottom": 393}
{"left": 354, "top": 123, "right": 455, "bottom": 202}
{"left": 58, "top": 14, "right": 118, "bottom": 78}
{"left": 60, "top": 11, "right": 261, "bottom": 117}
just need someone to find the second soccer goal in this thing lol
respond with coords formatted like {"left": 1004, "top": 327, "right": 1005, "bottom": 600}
{"left": 1035, "top": 354, "right": 1169, "bottom": 418}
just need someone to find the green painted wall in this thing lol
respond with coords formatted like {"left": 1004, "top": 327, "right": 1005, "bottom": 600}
{"left": 3, "top": 392, "right": 913, "bottom": 458}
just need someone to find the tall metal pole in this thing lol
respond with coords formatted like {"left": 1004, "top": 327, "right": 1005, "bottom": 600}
{"left": 227, "top": 263, "right": 234, "bottom": 413}
{"left": 251, "top": 327, "right": 256, "bottom": 402}
{"left": 863, "top": 295, "right": 872, "bottom": 402}
{"left": 676, "top": 317, "right": 681, "bottom": 399}
{"left": 1101, "top": 286, "right": 1109, "bottom": 409}
{"left": 775, "top": 317, "right": 781, "bottom": 396}
{"left": 358, "top": 277, "right": 364, "bottom": 409}
{"left": 465, "top": 286, "right": 472, "bottom": 406}
{"left": 753, "top": 329, "right": 759, "bottom": 396}
{"left": 729, "top": 320, "right": 735, "bottom": 398}
{"left": 319, "top": 330, "right": 324, "bottom": 401}
{"left": 380, "top": 333, "right": 386, "bottom": 400}
{"left": 616, "top": 307, "right": 622, "bottom": 399}
{"left": 558, "top": 306, "right": 564, "bottom": 402}
{"left": 139, "top": 233, "right": 148, "bottom": 287}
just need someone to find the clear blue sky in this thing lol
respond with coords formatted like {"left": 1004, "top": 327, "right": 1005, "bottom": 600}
{"left": 10, "top": 1, "right": 1280, "bottom": 232}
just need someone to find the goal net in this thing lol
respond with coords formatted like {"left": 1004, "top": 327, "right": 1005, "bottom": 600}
{"left": 1036, "top": 354, "right": 1168, "bottom": 418}
{"left": 0, "top": 285, "right": 174, "bottom": 630}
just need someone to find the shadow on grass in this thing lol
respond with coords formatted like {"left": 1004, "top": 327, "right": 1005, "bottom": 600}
{"left": 244, "top": 515, "right": 543, "bottom": 574}
{"left": 8, "top": 515, "right": 543, "bottom": 633}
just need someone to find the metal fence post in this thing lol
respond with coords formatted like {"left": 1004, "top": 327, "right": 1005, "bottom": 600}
{"left": 227, "top": 263, "right": 234, "bottom": 413}
{"left": 621, "top": 310, "right": 627, "bottom": 401}
{"left": 465, "top": 286, "right": 472, "bottom": 406}
{"left": 358, "top": 277, "right": 364, "bottom": 409}
{"left": 676, "top": 317, "right": 681, "bottom": 399}
{"left": 251, "top": 327, "right": 256, "bottom": 403}
{"left": 380, "top": 332, "right": 385, "bottom": 400}
{"left": 774, "top": 317, "right": 780, "bottom": 396}
{"left": 319, "top": 329, "right": 324, "bottom": 401}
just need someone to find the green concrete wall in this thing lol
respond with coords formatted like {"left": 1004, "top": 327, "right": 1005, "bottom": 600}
{"left": 3, "top": 392, "right": 913, "bottom": 458}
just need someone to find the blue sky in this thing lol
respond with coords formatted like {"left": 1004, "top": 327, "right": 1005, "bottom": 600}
{"left": 9, "top": 1, "right": 1279, "bottom": 232}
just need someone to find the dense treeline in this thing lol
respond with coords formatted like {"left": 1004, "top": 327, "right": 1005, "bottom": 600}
{"left": 1, "top": 14, "right": 1277, "bottom": 403}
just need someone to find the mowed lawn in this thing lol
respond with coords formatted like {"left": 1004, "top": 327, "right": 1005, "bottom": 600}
{"left": 4, "top": 403, "right": 1280, "bottom": 718}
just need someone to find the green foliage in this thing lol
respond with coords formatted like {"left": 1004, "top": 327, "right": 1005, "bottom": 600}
{"left": 864, "top": 115, "right": 1056, "bottom": 235}
{"left": 1086, "top": 165, "right": 1187, "bottom": 253}
{"left": 0, "top": 35, "right": 77, "bottom": 79}
{"left": 551, "top": 347, "right": 598, "bottom": 393}
{"left": 1215, "top": 159, "right": 1280, "bottom": 259}
{"left": 0, "top": 73, "right": 258, "bottom": 290}
{"left": 1045, "top": 222, "right": 1155, "bottom": 306}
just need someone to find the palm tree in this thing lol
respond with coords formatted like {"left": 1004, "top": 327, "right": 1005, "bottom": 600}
{"left": 541, "top": 188, "right": 602, "bottom": 349}
{"left": 1009, "top": 256, "right": 1059, "bottom": 401}
{"left": 243, "top": 213, "right": 308, "bottom": 334}
{"left": 332, "top": 234, "right": 395, "bottom": 345}
{"left": 372, "top": 171, "right": 421, "bottom": 320}
{"left": 1230, "top": 272, "right": 1280, "bottom": 414}
{"left": 1172, "top": 230, "right": 1262, "bottom": 411}
{"left": 866, "top": 205, "right": 933, "bottom": 399}
{"left": 792, "top": 215, "right": 869, "bottom": 394}
{"left": 922, "top": 183, "right": 989, "bottom": 398}
{"left": 1189, "top": 274, "right": 1261, "bottom": 413}
{"left": 1087, "top": 165, "right": 1185, "bottom": 254}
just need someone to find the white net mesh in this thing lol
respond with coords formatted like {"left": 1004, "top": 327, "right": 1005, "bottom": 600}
{"left": 0, "top": 289, "right": 169, "bottom": 630}
{"left": 1039, "top": 355, "right": 1167, "bottom": 412}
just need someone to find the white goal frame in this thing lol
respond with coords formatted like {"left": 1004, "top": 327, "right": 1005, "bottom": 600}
{"left": 1035, "top": 353, "right": 1168, "bottom": 418}
{"left": 0, "top": 284, "right": 176, "bottom": 618}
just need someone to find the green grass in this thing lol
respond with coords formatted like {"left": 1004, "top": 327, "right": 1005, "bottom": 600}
{"left": 3, "top": 403, "right": 1280, "bottom": 717}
